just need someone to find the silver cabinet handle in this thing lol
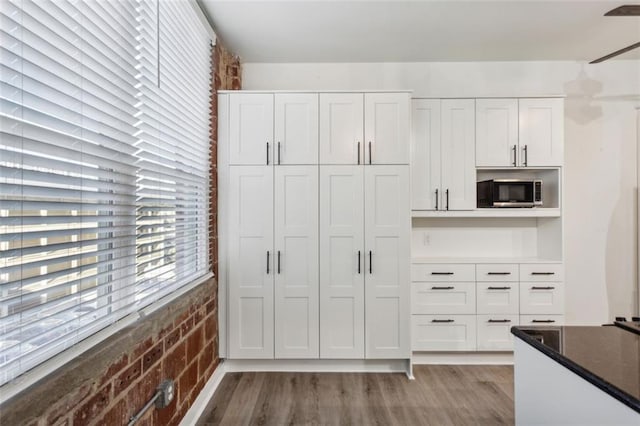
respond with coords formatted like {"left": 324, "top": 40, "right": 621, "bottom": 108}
{"left": 266, "top": 142, "right": 270, "bottom": 165}
{"left": 358, "top": 250, "right": 361, "bottom": 274}
{"left": 431, "top": 286, "right": 454, "bottom": 290}
{"left": 531, "top": 272, "right": 555, "bottom": 275}
{"left": 488, "top": 319, "right": 511, "bottom": 323}
{"left": 357, "top": 142, "right": 361, "bottom": 165}
{"left": 523, "top": 144, "right": 528, "bottom": 166}
{"left": 369, "top": 250, "right": 372, "bottom": 274}
{"left": 277, "top": 250, "right": 281, "bottom": 274}
{"left": 431, "top": 272, "right": 454, "bottom": 275}
{"left": 487, "top": 272, "right": 511, "bottom": 275}
{"left": 512, "top": 145, "right": 517, "bottom": 167}
{"left": 432, "top": 319, "right": 454, "bottom": 323}
{"left": 487, "top": 286, "right": 511, "bottom": 290}
{"left": 445, "top": 189, "right": 449, "bottom": 210}
{"left": 277, "top": 141, "right": 281, "bottom": 165}
{"left": 266, "top": 251, "right": 270, "bottom": 274}
{"left": 435, "top": 189, "right": 439, "bottom": 210}
{"left": 368, "top": 141, "right": 372, "bottom": 164}
{"left": 532, "top": 319, "right": 555, "bottom": 323}
{"left": 531, "top": 286, "right": 555, "bottom": 290}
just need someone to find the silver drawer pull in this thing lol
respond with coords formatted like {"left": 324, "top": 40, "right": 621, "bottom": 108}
{"left": 487, "top": 286, "right": 511, "bottom": 290}
{"left": 531, "top": 272, "right": 555, "bottom": 275}
{"left": 531, "top": 319, "right": 556, "bottom": 323}
{"left": 431, "top": 272, "right": 454, "bottom": 275}
{"left": 531, "top": 286, "right": 555, "bottom": 290}
{"left": 431, "top": 286, "right": 454, "bottom": 290}
{"left": 487, "top": 272, "right": 511, "bottom": 275}
{"left": 431, "top": 319, "right": 454, "bottom": 323}
{"left": 488, "top": 319, "right": 511, "bottom": 323}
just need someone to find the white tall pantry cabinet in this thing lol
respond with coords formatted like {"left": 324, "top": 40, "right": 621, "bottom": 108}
{"left": 219, "top": 91, "right": 411, "bottom": 364}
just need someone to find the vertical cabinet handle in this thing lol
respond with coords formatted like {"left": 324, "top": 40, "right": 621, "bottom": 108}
{"left": 266, "top": 142, "right": 270, "bottom": 165}
{"left": 277, "top": 250, "right": 281, "bottom": 274}
{"left": 369, "top": 251, "right": 372, "bottom": 274}
{"left": 512, "top": 145, "right": 517, "bottom": 167}
{"left": 368, "top": 141, "right": 372, "bottom": 165}
{"left": 266, "top": 251, "right": 270, "bottom": 274}
{"left": 278, "top": 142, "right": 281, "bottom": 165}
{"left": 435, "top": 189, "right": 439, "bottom": 210}
{"left": 358, "top": 250, "right": 361, "bottom": 274}
{"left": 523, "top": 145, "right": 528, "bottom": 167}
{"left": 445, "top": 189, "right": 449, "bottom": 211}
{"left": 357, "top": 142, "right": 361, "bottom": 165}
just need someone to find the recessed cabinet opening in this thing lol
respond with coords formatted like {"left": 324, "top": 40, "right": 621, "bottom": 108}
{"left": 411, "top": 217, "right": 562, "bottom": 262}
{"left": 476, "top": 168, "right": 561, "bottom": 209}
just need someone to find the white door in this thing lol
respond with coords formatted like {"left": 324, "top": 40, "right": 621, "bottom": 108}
{"left": 411, "top": 99, "right": 441, "bottom": 210}
{"left": 319, "top": 93, "right": 364, "bottom": 165}
{"left": 476, "top": 99, "right": 519, "bottom": 167}
{"left": 229, "top": 93, "right": 274, "bottom": 165}
{"left": 364, "top": 93, "right": 410, "bottom": 165}
{"left": 364, "top": 166, "right": 410, "bottom": 358}
{"left": 275, "top": 93, "right": 319, "bottom": 165}
{"left": 441, "top": 99, "right": 476, "bottom": 210}
{"left": 274, "top": 166, "right": 319, "bottom": 358}
{"left": 519, "top": 98, "right": 564, "bottom": 167}
{"left": 228, "top": 166, "right": 274, "bottom": 358}
{"left": 319, "top": 166, "right": 365, "bottom": 358}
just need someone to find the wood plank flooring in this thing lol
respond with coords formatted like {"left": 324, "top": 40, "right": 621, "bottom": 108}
{"left": 198, "top": 365, "right": 514, "bottom": 425}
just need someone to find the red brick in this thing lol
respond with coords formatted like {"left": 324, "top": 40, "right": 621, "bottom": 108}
{"left": 163, "top": 340, "right": 186, "bottom": 382}
{"left": 199, "top": 343, "right": 214, "bottom": 378}
{"left": 95, "top": 398, "right": 127, "bottom": 426}
{"left": 173, "top": 310, "right": 190, "bottom": 330}
{"left": 114, "top": 359, "right": 142, "bottom": 395}
{"left": 142, "top": 341, "right": 163, "bottom": 372}
{"left": 72, "top": 383, "right": 111, "bottom": 425}
{"left": 194, "top": 307, "right": 205, "bottom": 325}
{"left": 125, "top": 365, "right": 161, "bottom": 421}
{"left": 153, "top": 382, "right": 178, "bottom": 426}
{"left": 204, "top": 314, "right": 217, "bottom": 342}
{"left": 164, "top": 328, "right": 181, "bottom": 351}
{"left": 131, "top": 337, "right": 153, "bottom": 360}
{"left": 46, "top": 383, "right": 93, "bottom": 425}
{"left": 186, "top": 326, "right": 203, "bottom": 361}
{"left": 178, "top": 361, "right": 198, "bottom": 405}
{"left": 98, "top": 353, "right": 128, "bottom": 388}
{"left": 180, "top": 315, "right": 194, "bottom": 337}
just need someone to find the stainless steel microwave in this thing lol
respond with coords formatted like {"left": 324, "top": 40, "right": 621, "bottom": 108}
{"left": 477, "top": 179, "right": 542, "bottom": 208}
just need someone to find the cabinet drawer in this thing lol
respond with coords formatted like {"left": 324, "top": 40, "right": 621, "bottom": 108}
{"left": 411, "top": 264, "right": 475, "bottom": 282}
{"left": 412, "top": 315, "right": 476, "bottom": 351}
{"left": 412, "top": 282, "right": 476, "bottom": 314}
{"left": 476, "top": 283, "right": 519, "bottom": 315}
{"left": 477, "top": 315, "right": 519, "bottom": 351}
{"left": 519, "top": 282, "right": 564, "bottom": 314}
{"left": 519, "top": 264, "right": 563, "bottom": 282}
{"left": 519, "top": 315, "right": 565, "bottom": 326}
{"left": 476, "top": 264, "right": 518, "bottom": 282}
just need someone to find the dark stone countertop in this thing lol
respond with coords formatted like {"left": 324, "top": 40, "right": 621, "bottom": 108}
{"left": 511, "top": 324, "right": 640, "bottom": 414}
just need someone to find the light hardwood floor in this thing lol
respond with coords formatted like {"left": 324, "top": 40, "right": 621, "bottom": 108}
{"left": 198, "top": 365, "right": 514, "bottom": 425}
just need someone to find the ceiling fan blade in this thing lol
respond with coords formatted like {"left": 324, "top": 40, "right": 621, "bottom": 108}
{"left": 589, "top": 41, "right": 640, "bottom": 63}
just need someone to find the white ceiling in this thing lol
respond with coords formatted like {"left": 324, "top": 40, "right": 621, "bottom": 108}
{"left": 198, "top": 0, "right": 640, "bottom": 63}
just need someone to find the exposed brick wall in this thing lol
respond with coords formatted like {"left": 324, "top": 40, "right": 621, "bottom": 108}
{"left": 210, "top": 42, "right": 241, "bottom": 277}
{"left": 1, "top": 42, "right": 241, "bottom": 426}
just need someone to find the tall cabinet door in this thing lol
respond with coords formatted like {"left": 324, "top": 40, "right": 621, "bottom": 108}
{"left": 319, "top": 93, "right": 364, "bottom": 164}
{"left": 476, "top": 99, "right": 518, "bottom": 167}
{"left": 319, "top": 166, "right": 365, "bottom": 359}
{"left": 228, "top": 166, "right": 274, "bottom": 358}
{"left": 364, "top": 166, "right": 410, "bottom": 358}
{"left": 275, "top": 93, "right": 318, "bottom": 165}
{"left": 441, "top": 99, "right": 476, "bottom": 210}
{"left": 229, "top": 93, "right": 274, "bottom": 165}
{"left": 411, "top": 99, "right": 441, "bottom": 210}
{"left": 274, "top": 166, "right": 319, "bottom": 358}
{"left": 519, "top": 98, "right": 564, "bottom": 167}
{"left": 364, "top": 93, "right": 410, "bottom": 165}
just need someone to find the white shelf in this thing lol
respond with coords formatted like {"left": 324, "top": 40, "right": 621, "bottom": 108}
{"left": 412, "top": 208, "right": 561, "bottom": 218}
{"left": 412, "top": 257, "right": 563, "bottom": 264}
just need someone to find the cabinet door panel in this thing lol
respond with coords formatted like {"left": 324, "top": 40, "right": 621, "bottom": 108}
{"left": 275, "top": 93, "right": 318, "bottom": 165}
{"left": 364, "top": 166, "right": 410, "bottom": 358}
{"left": 365, "top": 93, "right": 410, "bottom": 165}
{"left": 274, "top": 166, "right": 319, "bottom": 358}
{"left": 477, "top": 315, "right": 519, "bottom": 351}
{"left": 412, "top": 315, "right": 477, "bottom": 351}
{"left": 476, "top": 99, "right": 518, "bottom": 167}
{"left": 229, "top": 94, "right": 273, "bottom": 165}
{"left": 319, "top": 93, "right": 364, "bottom": 164}
{"left": 519, "top": 98, "right": 564, "bottom": 167}
{"left": 441, "top": 99, "right": 476, "bottom": 210}
{"left": 411, "top": 99, "right": 441, "bottom": 210}
{"left": 228, "top": 166, "right": 274, "bottom": 358}
{"left": 319, "top": 166, "right": 365, "bottom": 358}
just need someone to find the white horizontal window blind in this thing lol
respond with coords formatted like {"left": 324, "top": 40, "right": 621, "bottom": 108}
{"left": 0, "top": 0, "right": 211, "bottom": 386}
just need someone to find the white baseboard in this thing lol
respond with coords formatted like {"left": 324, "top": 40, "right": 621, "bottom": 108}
{"left": 179, "top": 361, "right": 228, "bottom": 426}
{"left": 224, "top": 358, "right": 411, "bottom": 374}
{"left": 412, "top": 351, "right": 513, "bottom": 365}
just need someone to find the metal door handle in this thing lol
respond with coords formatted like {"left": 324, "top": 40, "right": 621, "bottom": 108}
{"left": 267, "top": 251, "right": 270, "bottom": 274}
{"left": 431, "top": 272, "right": 454, "bottom": 275}
{"left": 512, "top": 145, "right": 517, "bottom": 167}
{"left": 487, "top": 286, "right": 511, "bottom": 290}
{"left": 523, "top": 145, "right": 528, "bottom": 166}
{"left": 431, "top": 286, "right": 454, "bottom": 290}
{"left": 531, "top": 272, "right": 555, "bottom": 275}
{"left": 266, "top": 142, "right": 269, "bottom": 165}
{"left": 432, "top": 319, "right": 454, "bottom": 323}
{"left": 487, "top": 272, "right": 511, "bottom": 275}
{"left": 531, "top": 319, "right": 555, "bottom": 323}
{"left": 278, "top": 142, "right": 281, "bottom": 165}
{"left": 358, "top": 250, "right": 361, "bottom": 274}
{"left": 446, "top": 189, "right": 449, "bottom": 210}
{"left": 357, "top": 142, "right": 361, "bottom": 164}
{"left": 369, "top": 251, "right": 372, "bottom": 274}
{"left": 435, "top": 189, "right": 439, "bottom": 210}
{"left": 368, "top": 141, "right": 372, "bottom": 164}
{"left": 488, "top": 319, "right": 511, "bottom": 323}
{"left": 277, "top": 250, "right": 281, "bottom": 274}
{"left": 531, "top": 286, "right": 555, "bottom": 290}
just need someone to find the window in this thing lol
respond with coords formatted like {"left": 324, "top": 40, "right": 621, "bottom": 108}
{"left": 0, "top": 0, "right": 212, "bottom": 387}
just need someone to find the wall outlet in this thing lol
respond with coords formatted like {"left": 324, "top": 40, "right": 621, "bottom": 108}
{"left": 155, "top": 379, "right": 175, "bottom": 408}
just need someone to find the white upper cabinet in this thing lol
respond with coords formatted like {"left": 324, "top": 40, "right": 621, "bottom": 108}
{"left": 228, "top": 166, "right": 274, "bottom": 358}
{"left": 440, "top": 99, "right": 476, "bottom": 210}
{"left": 411, "top": 99, "right": 441, "bottom": 210}
{"left": 274, "top": 166, "right": 319, "bottom": 358}
{"left": 274, "top": 94, "right": 319, "bottom": 165}
{"left": 319, "top": 165, "right": 365, "bottom": 359}
{"left": 476, "top": 99, "right": 519, "bottom": 167}
{"left": 319, "top": 93, "right": 364, "bottom": 164}
{"left": 519, "top": 98, "right": 564, "bottom": 167}
{"left": 364, "top": 166, "right": 410, "bottom": 358}
{"left": 364, "top": 93, "right": 410, "bottom": 165}
{"left": 229, "top": 93, "right": 274, "bottom": 165}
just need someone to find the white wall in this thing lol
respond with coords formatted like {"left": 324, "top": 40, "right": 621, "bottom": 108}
{"left": 242, "top": 61, "right": 640, "bottom": 324}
